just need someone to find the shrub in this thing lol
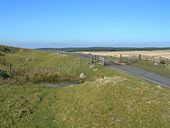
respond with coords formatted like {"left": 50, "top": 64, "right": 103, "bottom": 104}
{"left": 0, "top": 69, "right": 10, "bottom": 79}
{"left": 160, "top": 60, "right": 166, "bottom": 64}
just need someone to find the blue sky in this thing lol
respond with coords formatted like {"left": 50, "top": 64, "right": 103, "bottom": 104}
{"left": 0, "top": 0, "right": 170, "bottom": 48}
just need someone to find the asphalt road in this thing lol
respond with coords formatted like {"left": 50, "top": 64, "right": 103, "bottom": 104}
{"left": 74, "top": 53, "right": 170, "bottom": 88}
{"left": 107, "top": 63, "right": 170, "bottom": 87}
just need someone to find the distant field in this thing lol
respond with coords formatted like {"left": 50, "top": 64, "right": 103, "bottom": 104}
{"left": 81, "top": 50, "right": 170, "bottom": 59}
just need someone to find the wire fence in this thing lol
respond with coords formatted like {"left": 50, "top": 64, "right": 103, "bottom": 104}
{"left": 113, "top": 54, "right": 170, "bottom": 65}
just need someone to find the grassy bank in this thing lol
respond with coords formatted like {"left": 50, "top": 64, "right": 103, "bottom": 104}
{"left": 1, "top": 80, "right": 170, "bottom": 128}
{"left": 0, "top": 46, "right": 120, "bottom": 85}
{"left": 106, "top": 55, "right": 170, "bottom": 78}
{"left": 133, "top": 61, "right": 170, "bottom": 78}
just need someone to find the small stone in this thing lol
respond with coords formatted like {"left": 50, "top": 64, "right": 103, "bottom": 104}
{"left": 154, "top": 62, "right": 158, "bottom": 65}
{"left": 93, "top": 69, "right": 98, "bottom": 72}
{"left": 89, "top": 65, "right": 95, "bottom": 69}
{"left": 79, "top": 73, "right": 86, "bottom": 79}
{"left": 25, "top": 58, "right": 30, "bottom": 61}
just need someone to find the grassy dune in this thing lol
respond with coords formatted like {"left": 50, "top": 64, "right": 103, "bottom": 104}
{"left": 0, "top": 45, "right": 170, "bottom": 128}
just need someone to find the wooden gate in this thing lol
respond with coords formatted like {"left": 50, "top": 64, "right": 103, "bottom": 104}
{"left": 90, "top": 55, "right": 105, "bottom": 66}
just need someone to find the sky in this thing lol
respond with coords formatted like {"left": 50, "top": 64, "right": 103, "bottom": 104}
{"left": 0, "top": 0, "right": 170, "bottom": 48}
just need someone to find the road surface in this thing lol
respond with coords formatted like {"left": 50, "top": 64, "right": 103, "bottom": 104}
{"left": 107, "top": 63, "right": 170, "bottom": 87}
{"left": 75, "top": 53, "right": 170, "bottom": 88}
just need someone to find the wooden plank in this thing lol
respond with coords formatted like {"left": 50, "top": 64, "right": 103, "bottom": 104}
{"left": 98, "top": 57, "right": 105, "bottom": 66}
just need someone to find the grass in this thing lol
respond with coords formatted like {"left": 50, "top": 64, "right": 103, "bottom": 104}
{"left": 0, "top": 45, "right": 170, "bottom": 128}
{"left": 0, "top": 80, "right": 170, "bottom": 128}
{"left": 0, "top": 48, "right": 119, "bottom": 84}
{"left": 106, "top": 56, "right": 170, "bottom": 78}
{"left": 0, "top": 45, "right": 19, "bottom": 56}
{"left": 133, "top": 60, "right": 170, "bottom": 78}
{"left": 53, "top": 81, "right": 170, "bottom": 128}
{"left": 0, "top": 49, "right": 85, "bottom": 84}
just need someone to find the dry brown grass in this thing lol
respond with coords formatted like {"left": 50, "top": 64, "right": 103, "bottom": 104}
{"left": 81, "top": 50, "right": 170, "bottom": 59}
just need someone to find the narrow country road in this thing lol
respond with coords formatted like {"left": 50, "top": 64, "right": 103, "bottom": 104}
{"left": 107, "top": 63, "right": 170, "bottom": 87}
{"left": 73, "top": 53, "right": 170, "bottom": 88}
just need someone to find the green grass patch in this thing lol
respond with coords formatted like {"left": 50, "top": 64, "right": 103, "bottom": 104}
{"left": 133, "top": 61, "right": 170, "bottom": 77}
{"left": 0, "top": 80, "right": 170, "bottom": 128}
{"left": 106, "top": 56, "right": 170, "bottom": 78}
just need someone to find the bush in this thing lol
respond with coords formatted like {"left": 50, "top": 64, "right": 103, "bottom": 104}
{"left": 160, "top": 60, "right": 166, "bottom": 64}
{"left": 0, "top": 69, "right": 10, "bottom": 79}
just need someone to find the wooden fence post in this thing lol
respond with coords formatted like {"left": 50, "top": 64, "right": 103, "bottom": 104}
{"left": 9, "top": 64, "right": 12, "bottom": 75}
{"left": 120, "top": 54, "right": 122, "bottom": 62}
{"left": 139, "top": 54, "right": 141, "bottom": 60}
{"left": 152, "top": 56, "right": 154, "bottom": 63}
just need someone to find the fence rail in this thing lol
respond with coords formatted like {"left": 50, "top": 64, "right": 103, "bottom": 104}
{"left": 113, "top": 54, "right": 170, "bottom": 65}
{"left": 90, "top": 55, "right": 105, "bottom": 66}
{"left": 98, "top": 57, "right": 105, "bottom": 66}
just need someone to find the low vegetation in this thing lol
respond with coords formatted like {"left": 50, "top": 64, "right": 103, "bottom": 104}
{"left": 0, "top": 46, "right": 119, "bottom": 85}
{"left": 133, "top": 60, "right": 170, "bottom": 77}
{"left": 1, "top": 79, "right": 170, "bottom": 128}
{"left": 0, "top": 45, "right": 170, "bottom": 128}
